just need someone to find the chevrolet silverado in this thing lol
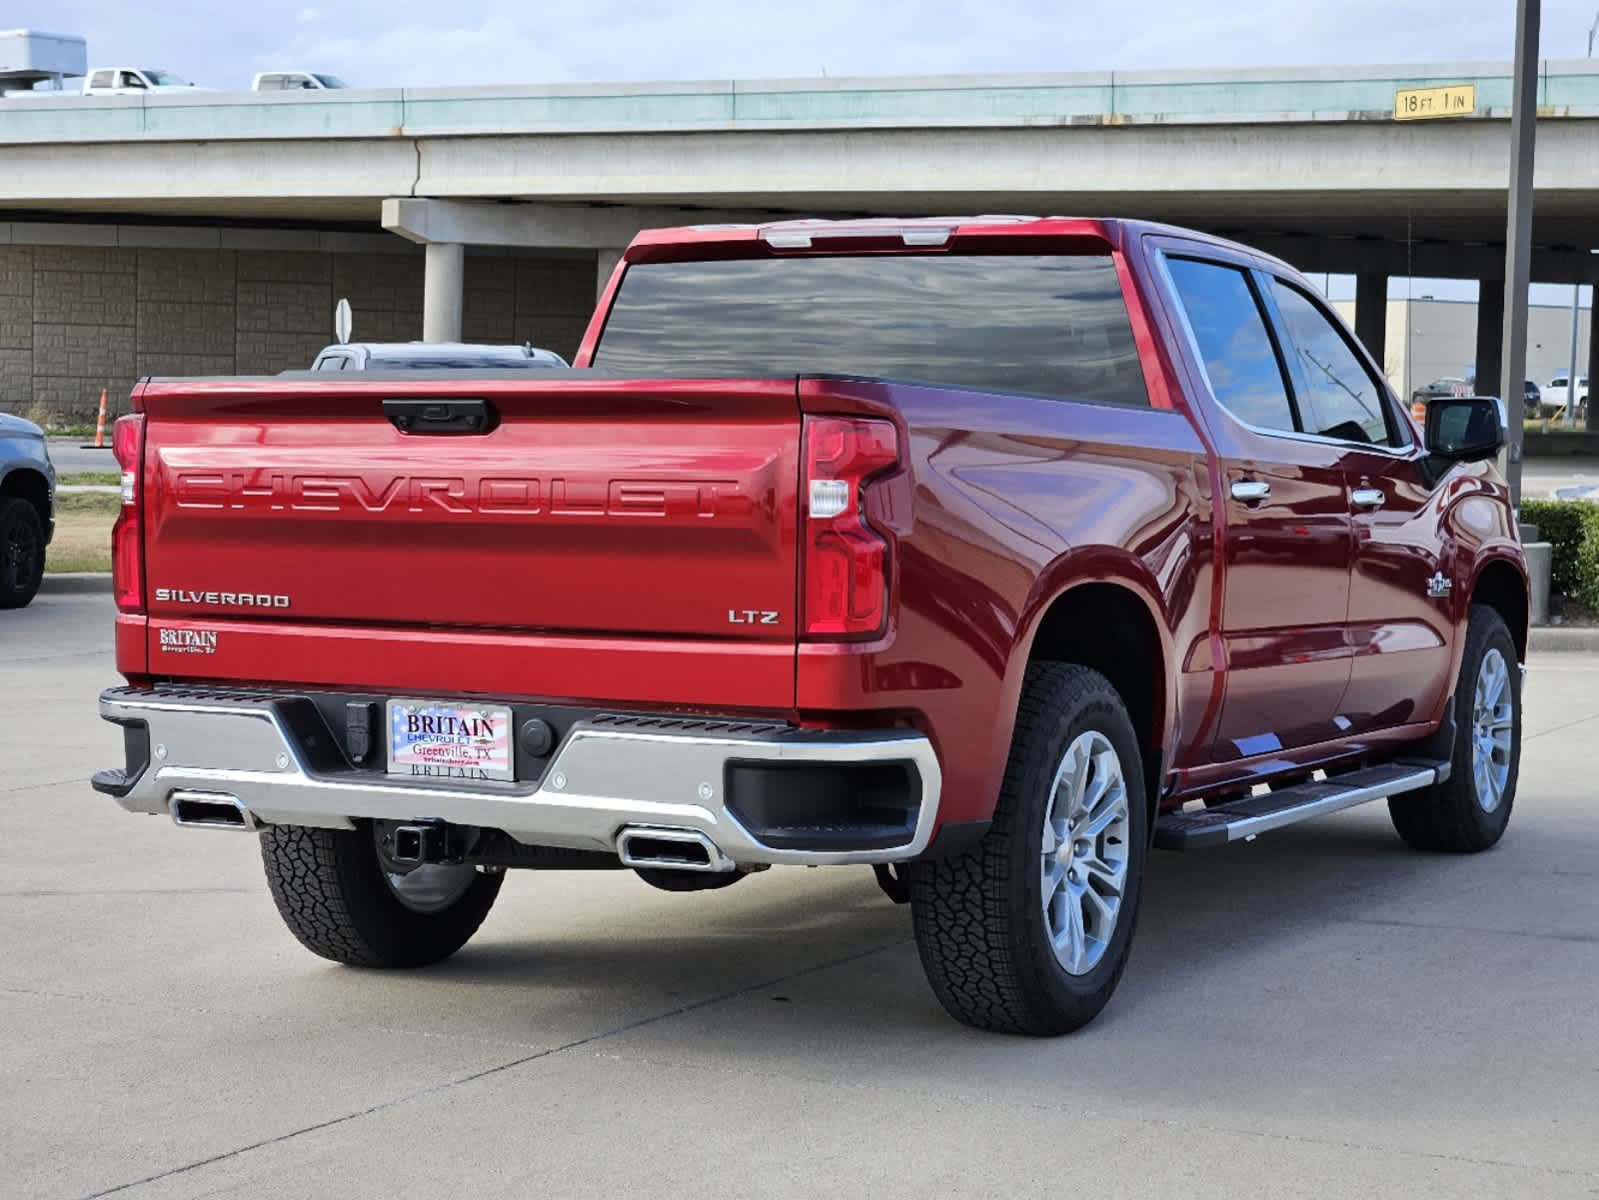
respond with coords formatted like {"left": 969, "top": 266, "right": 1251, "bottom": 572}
{"left": 94, "top": 217, "right": 1527, "bottom": 1034}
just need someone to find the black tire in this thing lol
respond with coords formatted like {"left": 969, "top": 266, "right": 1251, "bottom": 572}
{"left": 0, "top": 496, "right": 45, "bottom": 609}
{"left": 910, "top": 663, "right": 1149, "bottom": 1035}
{"left": 259, "top": 823, "right": 503, "bottom": 967}
{"left": 1389, "top": 606, "right": 1521, "bottom": 853}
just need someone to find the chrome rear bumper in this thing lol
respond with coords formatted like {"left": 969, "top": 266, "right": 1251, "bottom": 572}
{"left": 95, "top": 687, "right": 941, "bottom": 867}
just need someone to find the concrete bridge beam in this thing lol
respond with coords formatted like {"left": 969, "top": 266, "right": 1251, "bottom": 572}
{"left": 1589, "top": 289, "right": 1599, "bottom": 431}
{"left": 380, "top": 197, "right": 773, "bottom": 250}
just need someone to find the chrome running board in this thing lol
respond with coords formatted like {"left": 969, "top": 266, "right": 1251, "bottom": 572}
{"left": 1154, "top": 760, "right": 1448, "bottom": 850}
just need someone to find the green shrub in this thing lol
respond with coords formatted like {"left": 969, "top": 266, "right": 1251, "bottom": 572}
{"left": 1520, "top": 499, "right": 1592, "bottom": 594}
{"left": 1577, "top": 505, "right": 1599, "bottom": 613}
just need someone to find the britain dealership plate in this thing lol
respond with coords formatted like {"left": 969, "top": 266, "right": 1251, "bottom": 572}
{"left": 386, "top": 700, "right": 514, "bottom": 782}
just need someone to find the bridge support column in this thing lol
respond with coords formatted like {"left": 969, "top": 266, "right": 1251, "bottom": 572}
{"left": 1354, "top": 273, "right": 1387, "bottom": 368}
{"left": 1588, "top": 288, "right": 1599, "bottom": 431}
{"left": 422, "top": 242, "right": 464, "bottom": 343}
{"left": 1475, "top": 280, "right": 1504, "bottom": 401}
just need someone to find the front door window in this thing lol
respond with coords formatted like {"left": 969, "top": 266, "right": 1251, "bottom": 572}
{"left": 1165, "top": 258, "right": 1297, "bottom": 434}
{"left": 1269, "top": 280, "right": 1401, "bottom": 447}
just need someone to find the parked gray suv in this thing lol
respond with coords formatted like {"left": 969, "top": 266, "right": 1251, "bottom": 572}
{"left": 0, "top": 413, "right": 54, "bottom": 608}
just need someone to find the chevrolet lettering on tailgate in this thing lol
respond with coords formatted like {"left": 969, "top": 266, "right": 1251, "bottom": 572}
{"left": 171, "top": 472, "right": 748, "bottom": 521}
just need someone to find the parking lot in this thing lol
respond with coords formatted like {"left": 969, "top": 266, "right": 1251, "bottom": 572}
{"left": 4, "top": 586, "right": 1598, "bottom": 1198}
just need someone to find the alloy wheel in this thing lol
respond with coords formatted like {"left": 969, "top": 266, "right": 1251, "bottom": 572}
{"left": 1470, "top": 647, "right": 1513, "bottom": 813}
{"left": 4, "top": 520, "right": 37, "bottom": 590}
{"left": 1040, "top": 730, "right": 1131, "bottom": 975}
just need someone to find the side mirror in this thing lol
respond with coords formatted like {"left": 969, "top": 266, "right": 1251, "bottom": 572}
{"left": 1425, "top": 395, "right": 1505, "bottom": 463}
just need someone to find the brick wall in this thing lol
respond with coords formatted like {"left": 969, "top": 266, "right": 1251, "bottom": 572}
{"left": 0, "top": 247, "right": 31, "bottom": 405}
{"left": 0, "top": 242, "right": 597, "bottom": 426}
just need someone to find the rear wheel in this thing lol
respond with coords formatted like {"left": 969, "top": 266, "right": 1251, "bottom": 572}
{"left": 1389, "top": 606, "right": 1520, "bottom": 852}
{"left": 911, "top": 663, "right": 1148, "bottom": 1035}
{"left": 260, "top": 823, "right": 503, "bottom": 967}
{"left": 0, "top": 496, "right": 45, "bottom": 609}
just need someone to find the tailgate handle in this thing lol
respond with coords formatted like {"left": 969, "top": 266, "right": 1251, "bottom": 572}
{"left": 383, "top": 398, "right": 497, "bottom": 436}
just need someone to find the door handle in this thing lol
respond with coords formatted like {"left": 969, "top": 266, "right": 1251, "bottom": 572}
{"left": 1230, "top": 479, "right": 1272, "bottom": 504}
{"left": 1351, "top": 487, "right": 1386, "bottom": 510}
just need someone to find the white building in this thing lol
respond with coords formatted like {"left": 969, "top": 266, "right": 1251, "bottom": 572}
{"left": 1333, "top": 296, "right": 1592, "bottom": 402}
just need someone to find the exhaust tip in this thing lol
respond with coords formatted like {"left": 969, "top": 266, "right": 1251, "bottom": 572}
{"left": 169, "top": 791, "right": 256, "bottom": 831}
{"left": 617, "top": 827, "right": 735, "bottom": 873}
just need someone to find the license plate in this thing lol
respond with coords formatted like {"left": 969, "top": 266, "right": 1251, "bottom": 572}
{"left": 386, "top": 700, "right": 514, "bottom": 782}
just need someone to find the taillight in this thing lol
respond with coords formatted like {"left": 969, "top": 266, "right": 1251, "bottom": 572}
{"left": 111, "top": 413, "right": 145, "bottom": 613}
{"left": 801, "top": 415, "right": 898, "bottom": 639}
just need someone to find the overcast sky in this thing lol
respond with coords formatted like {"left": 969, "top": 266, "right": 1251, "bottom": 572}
{"left": 11, "top": 0, "right": 1599, "bottom": 89}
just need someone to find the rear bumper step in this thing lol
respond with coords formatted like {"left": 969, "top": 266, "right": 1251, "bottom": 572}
{"left": 94, "top": 685, "right": 941, "bottom": 868}
{"left": 1154, "top": 760, "right": 1448, "bottom": 850}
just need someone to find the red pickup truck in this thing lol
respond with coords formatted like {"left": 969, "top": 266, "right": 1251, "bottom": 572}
{"left": 95, "top": 217, "right": 1527, "bottom": 1035}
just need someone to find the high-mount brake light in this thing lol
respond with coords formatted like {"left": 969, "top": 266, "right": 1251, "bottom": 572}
{"left": 759, "top": 225, "right": 954, "bottom": 250}
{"left": 111, "top": 413, "right": 145, "bottom": 613}
{"left": 801, "top": 415, "right": 898, "bottom": 639}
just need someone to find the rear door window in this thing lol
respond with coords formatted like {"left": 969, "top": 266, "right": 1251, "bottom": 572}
{"left": 1165, "top": 257, "right": 1297, "bottom": 433}
{"left": 594, "top": 254, "right": 1150, "bottom": 407}
{"left": 1269, "top": 280, "right": 1401, "bottom": 447}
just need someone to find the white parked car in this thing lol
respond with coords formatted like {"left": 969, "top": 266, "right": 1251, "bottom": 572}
{"left": 1544, "top": 374, "right": 1589, "bottom": 415}
{"left": 308, "top": 343, "right": 569, "bottom": 371}
{"left": 81, "top": 67, "right": 213, "bottom": 95}
{"left": 252, "top": 71, "right": 348, "bottom": 91}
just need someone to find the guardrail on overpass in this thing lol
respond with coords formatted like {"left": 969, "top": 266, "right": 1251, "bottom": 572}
{"left": 3, "top": 61, "right": 1598, "bottom": 144}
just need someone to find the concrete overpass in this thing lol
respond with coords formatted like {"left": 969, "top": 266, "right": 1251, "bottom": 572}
{"left": 3, "top": 61, "right": 1599, "bottom": 420}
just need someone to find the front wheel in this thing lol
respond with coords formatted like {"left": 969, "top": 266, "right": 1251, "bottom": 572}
{"left": 1389, "top": 606, "right": 1521, "bottom": 852}
{"left": 260, "top": 823, "right": 503, "bottom": 967}
{"left": 0, "top": 496, "right": 45, "bottom": 609}
{"left": 911, "top": 663, "right": 1148, "bottom": 1035}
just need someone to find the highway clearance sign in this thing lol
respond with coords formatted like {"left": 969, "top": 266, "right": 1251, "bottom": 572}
{"left": 1394, "top": 84, "right": 1477, "bottom": 120}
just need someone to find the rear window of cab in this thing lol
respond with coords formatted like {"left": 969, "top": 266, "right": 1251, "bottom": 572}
{"left": 593, "top": 254, "right": 1150, "bottom": 408}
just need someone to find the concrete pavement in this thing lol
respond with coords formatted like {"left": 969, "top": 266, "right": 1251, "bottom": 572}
{"left": 3, "top": 592, "right": 1598, "bottom": 1199}
{"left": 46, "top": 440, "right": 116, "bottom": 476}
{"left": 1522, "top": 454, "right": 1599, "bottom": 501}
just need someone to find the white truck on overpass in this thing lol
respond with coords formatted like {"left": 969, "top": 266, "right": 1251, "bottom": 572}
{"left": 0, "top": 29, "right": 85, "bottom": 97}
{"left": 3, "top": 30, "right": 211, "bottom": 98}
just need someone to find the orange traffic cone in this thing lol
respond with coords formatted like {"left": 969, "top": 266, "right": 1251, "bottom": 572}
{"left": 93, "top": 389, "right": 108, "bottom": 447}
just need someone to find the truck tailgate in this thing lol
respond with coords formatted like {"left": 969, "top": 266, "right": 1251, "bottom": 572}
{"left": 137, "top": 375, "right": 800, "bottom": 707}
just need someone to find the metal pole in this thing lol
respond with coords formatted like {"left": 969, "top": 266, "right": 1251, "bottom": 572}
{"left": 1500, "top": 0, "right": 1540, "bottom": 509}
{"left": 1568, "top": 285, "right": 1582, "bottom": 428}
{"left": 1589, "top": 8, "right": 1599, "bottom": 56}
